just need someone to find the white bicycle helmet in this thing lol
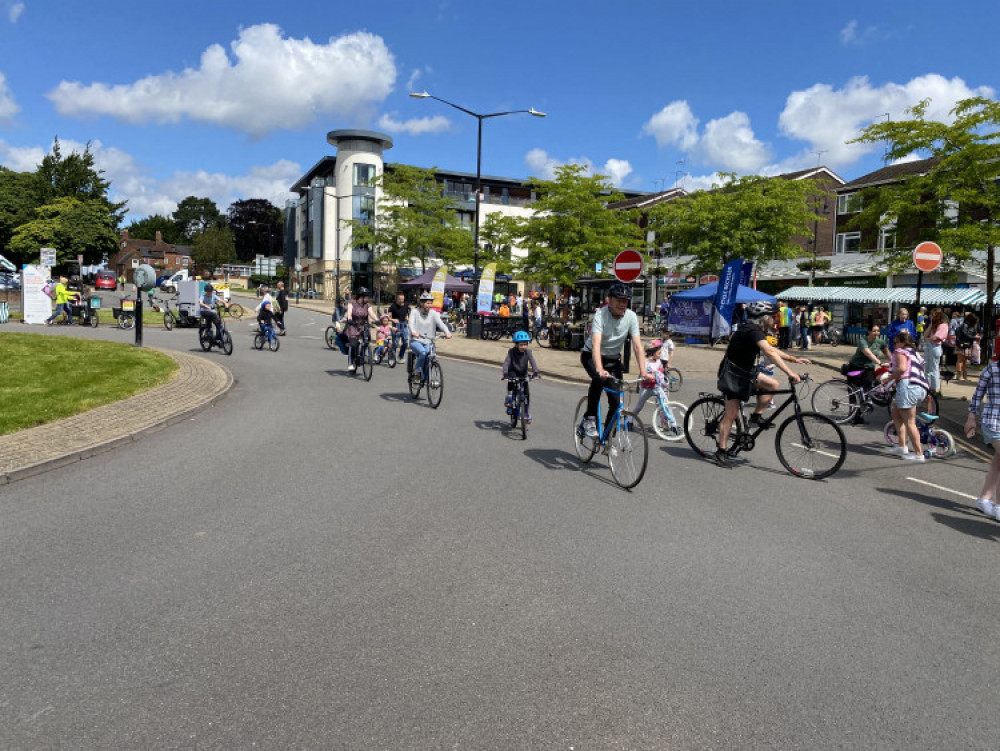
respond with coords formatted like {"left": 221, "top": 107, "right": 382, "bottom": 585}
{"left": 419, "top": 292, "right": 434, "bottom": 302}
{"left": 746, "top": 300, "right": 777, "bottom": 318}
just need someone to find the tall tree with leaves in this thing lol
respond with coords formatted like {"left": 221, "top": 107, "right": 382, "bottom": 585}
{"left": 513, "top": 164, "right": 642, "bottom": 287}
{"left": 9, "top": 196, "right": 118, "bottom": 265}
{"left": 125, "top": 214, "right": 184, "bottom": 244}
{"left": 173, "top": 196, "right": 224, "bottom": 241}
{"left": 478, "top": 211, "right": 520, "bottom": 276}
{"left": 850, "top": 96, "right": 1000, "bottom": 338}
{"left": 227, "top": 198, "right": 282, "bottom": 262}
{"left": 0, "top": 168, "right": 44, "bottom": 262}
{"left": 646, "top": 173, "right": 821, "bottom": 277}
{"left": 347, "top": 164, "right": 471, "bottom": 273}
{"left": 190, "top": 225, "right": 236, "bottom": 279}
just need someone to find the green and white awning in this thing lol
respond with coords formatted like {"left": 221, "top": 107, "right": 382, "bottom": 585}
{"left": 775, "top": 286, "right": 987, "bottom": 306}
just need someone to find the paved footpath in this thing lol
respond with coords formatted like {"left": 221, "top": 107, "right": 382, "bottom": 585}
{"left": 1, "top": 294, "right": 985, "bottom": 481}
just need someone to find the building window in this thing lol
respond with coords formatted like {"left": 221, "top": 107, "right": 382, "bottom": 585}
{"left": 878, "top": 229, "right": 896, "bottom": 251}
{"left": 837, "top": 192, "right": 860, "bottom": 214}
{"left": 353, "top": 194, "right": 375, "bottom": 225}
{"left": 354, "top": 163, "right": 376, "bottom": 188}
{"left": 836, "top": 232, "right": 862, "bottom": 254}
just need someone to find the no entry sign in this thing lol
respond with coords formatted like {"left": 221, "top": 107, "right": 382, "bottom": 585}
{"left": 613, "top": 249, "right": 644, "bottom": 283}
{"left": 912, "top": 241, "right": 943, "bottom": 272}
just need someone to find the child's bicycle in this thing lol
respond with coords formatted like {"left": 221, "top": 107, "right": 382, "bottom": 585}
{"left": 503, "top": 374, "right": 540, "bottom": 440}
{"left": 573, "top": 377, "right": 649, "bottom": 489}
{"left": 884, "top": 412, "right": 957, "bottom": 459}
{"left": 650, "top": 388, "right": 687, "bottom": 442}
{"left": 253, "top": 321, "right": 280, "bottom": 351}
{"left": 373, "top": 332, "right": 397, "bottom": 367}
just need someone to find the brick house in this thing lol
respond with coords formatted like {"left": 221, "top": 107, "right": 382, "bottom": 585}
{"left": 111, "top": 230, "right": 191, "bottom": 281}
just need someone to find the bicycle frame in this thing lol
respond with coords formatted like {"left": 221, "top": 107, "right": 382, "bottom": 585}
{"left": 593, "top": 379, "right": 634, "bottom": 444}
{"left": 726, "top": 383, "right": 805, "bottom": 456}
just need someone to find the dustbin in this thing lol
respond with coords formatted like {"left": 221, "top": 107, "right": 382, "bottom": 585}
{"left": 466, "top": 316, "right": 482, "bottom": 339}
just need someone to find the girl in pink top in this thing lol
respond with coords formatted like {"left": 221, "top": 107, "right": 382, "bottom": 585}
{"left": 922, "top": 308, "right": 949, "bottom": 394}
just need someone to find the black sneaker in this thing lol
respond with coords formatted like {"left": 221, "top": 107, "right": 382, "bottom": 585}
{"left": 711, "top": 448, "right": 731, "bottom": 467}
{"left": 749, "top": 413, "right": 774, "bottom": 430}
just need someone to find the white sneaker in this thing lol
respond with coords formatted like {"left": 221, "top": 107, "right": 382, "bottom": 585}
{"left": 890, "top": 445, "right": 908, "bottom": 456}
{"left": 347, "top": 364, "right": 356, "bottom": 373}
{"left": 581, "top": 417, "right": 598, "bottom": 439}
{"left": 902, "top": 452, "right": 926, "bottom": 463}
{"left": 975, "top": 498, "right": 996, "bottom": 516}
{"left": 993, "top": 505, "right": 1000, "bottom": 522}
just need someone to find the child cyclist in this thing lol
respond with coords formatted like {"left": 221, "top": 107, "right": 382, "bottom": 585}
{"left": 257, "top": 298, "right": 276, "bottom": 342}
{"left": 373, "top": 312, "right": 394, "bottom": 360}
{"left": 503, "top": 330, "right": 541, "bottom": 424}
{"left": 634, "top": 339, "right": 680, "bottom": 435}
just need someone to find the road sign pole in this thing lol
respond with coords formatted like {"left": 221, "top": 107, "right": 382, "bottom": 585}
{"left": 914, "top": 270, "right": 923, "bottom": 312}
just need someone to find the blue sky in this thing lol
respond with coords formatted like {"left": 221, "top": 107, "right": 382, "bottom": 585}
{"left": 1, "top": 0, "right": 997, "bottom": 222}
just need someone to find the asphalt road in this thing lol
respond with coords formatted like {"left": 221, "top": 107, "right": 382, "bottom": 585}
{"left": 3, "top": 305, "right": 999, "bottom": 748}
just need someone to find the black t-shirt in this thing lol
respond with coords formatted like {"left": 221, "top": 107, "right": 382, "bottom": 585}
{"left": 276, "top": 289, "right": 288, "bottom": 312}
{"left": 724, "top": 322, "right": 766, "bottom": 373}
{"left": 389, "top": 301, "right": 409, "bottom": 323}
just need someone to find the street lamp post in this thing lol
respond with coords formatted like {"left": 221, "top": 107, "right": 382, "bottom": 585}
{"left": 409, "top": 91, "right": 545, "bottom": 307}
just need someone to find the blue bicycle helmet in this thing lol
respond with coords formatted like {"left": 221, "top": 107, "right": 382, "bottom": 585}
{"left": 512, "top": 330, "right": 531, "bottom": 343}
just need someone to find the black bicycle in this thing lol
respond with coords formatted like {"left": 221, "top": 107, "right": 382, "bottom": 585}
{"left": 504, "top": 374, "right": 539, "bottom": 440}
{"left": 406, "top": 335, "right": 445, "bottom": 408}
{"left": 684, "top": 376, "right": 846, "bottom": 480}
{"left": 198, "top": 316, "right": 233, "bottom": 356}
{"left": 347, "top": 324, "right": 374, "bottom": 381}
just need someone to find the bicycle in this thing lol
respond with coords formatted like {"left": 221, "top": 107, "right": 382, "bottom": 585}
{"left": 883, "top": 412, "right": 956, "bottom": 459}
{"left": 503, "top": 374, "right": 539, "bottom": 440}
{"left": 649, "top": 389, "right": 688, "bottom": 442}
{"left": 684, "top": 375, "right": 847, "bottom": 480}
{"left": 217, "top": 301, "right": 244, "bottom": 320}
{"left": 198, "top": 316, "right": 233, "bottom": 356}
{"left": 406, "top": 335, "right": 445, "bottom": 409}
{"left": 811, "top": 366, "right": 938, "bottom": 425}
{"left": 161, "top": 298, "right": 201, "bottom": 330}
{"left": 253, "top": 320, "right": 280, "bottom": 352}
{"left": 346, "top": 324, "right": 374, "bottom": 381}
{"left": 533, "top": 320, "right": 551, "bottom": 348}
{"left": 573, "top": 377, "right": 649, "bottom": 489}
{"left": 663, "top": 367, "right": 682, "bottom": 393}
{"left": 373, "top": 330, "right": 397, "bottom": 368}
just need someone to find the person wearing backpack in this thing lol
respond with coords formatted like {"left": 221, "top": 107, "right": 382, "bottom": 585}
{"left": 955, "top": 312, "right": 979, "bottom": 381}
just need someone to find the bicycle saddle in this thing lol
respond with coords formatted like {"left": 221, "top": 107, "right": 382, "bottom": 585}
{"left": 847, "top": 370, "right": 864, "bottom": 377}
{"left": 918, "top": 412, "right": 938, "bottom": 422}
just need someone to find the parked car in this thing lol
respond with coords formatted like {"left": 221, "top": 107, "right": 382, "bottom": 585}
{"left": 155, "top": 274, "right": 171, "bottom": 288}
{"left": 160, "top": 270, "right": 190, "bottom": 293}
{"left": 95, "top": 270, "right": 117, "bottom": 290}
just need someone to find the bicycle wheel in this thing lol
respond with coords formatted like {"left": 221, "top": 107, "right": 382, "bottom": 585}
{"left": 228, "top": 303, "right": 244, "bottom": 320}
{"left": 386, "top": 348, "right": 397, "bottom": 368}
{"left": 254, "top": 332, "right": 264, "bottom": 350}
{"left": 89, "top": 311, "right": 100, "bottom": 328}
{"left": 929, "top": 427, "right": 955, "bottom": 458}
{"left": 520, "top": 400, "right": 528, "bottom": 440}
{"left": 664, "top": 367, "right": 683, "bottom": 393}
{"left": 573, "top": 396, "right": 598, "bottom": 463}
{"left": 426, "top": 361, "right": 443, "bottom": 408}
{"left": 325, "top": 326, "right": 338, "bottom": 350}
{"left": 608, "top": 411, "right": 648, "bottom": 489}
{"left": 534, "top": 327, "right": 551, "bottom": 348}
{"left": 509, "top": 391, "right": 519, "bottom": 428}
{"left": 811, "top": 379, "right": 857, "bottom": 424}
{"left": 884, "top": 420, "right": 901, "bottom": 447}
{"left": 199, "top": 327, "right": 213, "bottom": 351}
{"left": 164, "top": 311, "right": 175, "bottom": 330}
{"left": 361, "top": 345, "right": 373, "bottom": 381}
{"left": 221, "top": 331, "right": 233, "bottom": 356}
{"left": 408, "top": 358, "right": 422, "bottom": 398}
{"left": 653, "top": 401, "right": 687, "bottom": 441}
{"left": 268, "top": 333, "right": 280, "bottom": 352}
{"left": 684, "top": 395, "right": 735, "bottom": 458}
{"left": 775, "top": 412, "right": 846, "bottom": 480}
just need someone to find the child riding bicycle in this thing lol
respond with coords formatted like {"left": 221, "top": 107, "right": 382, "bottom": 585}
{"left": 373, "top": 312, "right": 395, "bottom": 360}
{"left": 633, "top": 339, "right": 679, "bottom": 434}
{"left": 503, "top": 330, "right": 541, "bottom": 424}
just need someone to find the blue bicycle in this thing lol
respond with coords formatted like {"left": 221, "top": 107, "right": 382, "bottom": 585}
{"left": 254, "top": 321, "right": 280, "bottom": 352}
{"left": 573, "top": 376, "right": 649, "bottom": 489}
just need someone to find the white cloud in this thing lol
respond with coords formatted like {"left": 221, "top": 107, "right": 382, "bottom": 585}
{"left": 405, "top": 67, "right": 430, "bottom": 93}
{"left": 699, "top": 112, "right": 771, "bottom": 172}
{"left": 840, "top": 20, "right": 877, "bottom": 45}
{"left": 47, "top": 24, "right": 397, "bottom": 136}
{"left": 7, "top": 2, "right": 24, "bottom": 23}
{"left": 0, "top": 72, "right": 19, "bottom": 121}
{"left": 377, "top": 112, "right": 450, "bottom": 135}
{"left": 778, "top": 74, "right": 996, "bottom": 168}
{"left": 0, "top": 138, "right": 44, "bottom": 171}
{"left": 641, "top": 101, "right": 699, "bottom": 150}
{"left": 524, "top": 148, "right": 632, "bottom": 187}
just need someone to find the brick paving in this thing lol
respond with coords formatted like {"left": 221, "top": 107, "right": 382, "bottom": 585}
{"left": 0, "top": 349, "right": 233, "bottom": 485}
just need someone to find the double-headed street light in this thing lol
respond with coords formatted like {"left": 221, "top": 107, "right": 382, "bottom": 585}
{"left": 409, "top": 91, "right": 545, "bottom": 303}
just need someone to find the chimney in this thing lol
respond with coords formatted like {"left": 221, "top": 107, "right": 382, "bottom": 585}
{"left": 156, "top": 231, "right": 163, "bottom": 244}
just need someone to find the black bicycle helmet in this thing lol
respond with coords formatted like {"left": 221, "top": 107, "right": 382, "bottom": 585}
{"left": 607, "top": 283, "right": 631, "bottom": 299}
{"left": 355, "top": 287, "right": 371, "bottom": 298}
{"left": 204, "top": 283, "right": 214, "bottom": 292}
{"left": 746, "top": 300, "right": 777, "bottom": 318}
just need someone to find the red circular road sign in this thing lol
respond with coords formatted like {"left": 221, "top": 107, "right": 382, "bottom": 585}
{"left": 912, "top": 241, "right": 943, "bottom": 272}
{"left": 613, "top": 249, "right": 644, "bottom": 282}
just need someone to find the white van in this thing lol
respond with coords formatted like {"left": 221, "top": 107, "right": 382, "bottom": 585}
{"left": 161, "top": 270, "right": 190, "bottom": 293}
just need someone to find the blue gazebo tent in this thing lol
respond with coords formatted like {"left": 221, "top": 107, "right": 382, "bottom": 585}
{"left": 670, "top": 281, "right": 776, "bottom": 305}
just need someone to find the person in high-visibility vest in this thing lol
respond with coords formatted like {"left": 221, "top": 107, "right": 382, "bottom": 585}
{"left": 777, "top": 301, "right": 791, "bottom": 349}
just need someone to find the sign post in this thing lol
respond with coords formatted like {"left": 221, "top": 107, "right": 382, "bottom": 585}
{"left": 912, "top": 241, "right": 943, "bottom": 311}
{"left": 613, "top": 249, "right": 643, "bottom": 283}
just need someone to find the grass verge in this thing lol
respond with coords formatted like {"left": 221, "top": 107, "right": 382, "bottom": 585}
{"left": 0, "top": 332, "right": 178, "bottom": 435}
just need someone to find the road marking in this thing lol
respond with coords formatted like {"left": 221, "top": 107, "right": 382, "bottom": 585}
{"left": 905, "top": 477, "right": 976, "bottom": 501}
{"left": 301, "top": 335, "right": 321, "bottom": 340}
{"left": 790, "top": 442, "right": 841, "bottom": 459}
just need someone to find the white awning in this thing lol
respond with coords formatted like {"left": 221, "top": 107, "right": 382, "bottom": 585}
{"left": 775, "top": 286, "right": 987, "bottom": 306}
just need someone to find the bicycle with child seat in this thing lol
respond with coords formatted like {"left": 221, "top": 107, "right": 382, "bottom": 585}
{"left": 406, "top": 334, "right": 445, "bottom": 408}
{"left": 504, "top": 374, "right": 539, "bottom": 440}
{"left": 684, "top": 374, "right": 847, "bottom": 479}
{"left": 573, "top": 376, "right": 649, "bottom": 489}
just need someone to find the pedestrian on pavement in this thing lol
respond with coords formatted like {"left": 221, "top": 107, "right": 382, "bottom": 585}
{"left": 922, "top": 308, "right": 948, "bottom": 394}
{"left": 887, "top": 330, "right": 929, "bottom": 463}
{"left": 965, "top": 357, "right": 1000, "bottom": 521}
{"left": 955, "top": 312, "right": 979, "bottom": 381}
{"left": 274, "top": 281, "right": 288, "bottom": 335}
{"left": 844, "top": 325, "right": 889, "bottom": 424}
{"left": 45, "top": 276, "right": 78, "bottom": 325}
{"left": 886, "top": 307, "right": 916, "bottom": 353}
{"left": 798, "top": 305, "right": 811, "bottom": 349}
{"left": 945, "top": 310, "right": 962, "bottom": 366}
{"left": 389, "top": 292, "right": 410, "bottom": 358}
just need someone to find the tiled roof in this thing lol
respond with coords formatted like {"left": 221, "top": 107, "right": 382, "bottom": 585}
{"left": 840, "top": 157, "right": 939, "bottom": 190}
{"left": 775, "top": 285, "right": 985, "bottom": 306}
{"left": 608, "top": 188, "right": 685, "bottom": 210}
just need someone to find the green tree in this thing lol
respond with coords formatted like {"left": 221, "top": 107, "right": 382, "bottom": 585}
{"left": 125, "top": 214, "right": 184, "bottom": 244}
{"left": 227, "top": 198, "right": 282, "bottom": 262}
{"left": 348, "top": 163, "right": 471, "bottom": 273}
{"left": 190, "top": 225, "right": 236, "bottom": 279}
{"left": 173, "top": 196, "right": 224, "bottom": 241}
{"left": 478, "top": 211, "right": 520, "bottom": 275}
{"left": 9, "top": 197, "right": 118, "bottom": 266}
{"left": 513, "top": 164, "right": 642, "bottom": 287}
{"left": 0, "top": 168, "right": 44, "bottom": 263}
{"left": 646, "top": 173, "right": 820, "bottom": 277}
{"left": 36, "top": 138, "right": 126, "bottom": 226}
{"left": 850, "top": 96, "right": 1000, "bottom": 336}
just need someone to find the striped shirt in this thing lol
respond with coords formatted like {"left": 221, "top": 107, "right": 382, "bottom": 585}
{"left": 970, "top": 361, "right": 1000, "bottom": 433}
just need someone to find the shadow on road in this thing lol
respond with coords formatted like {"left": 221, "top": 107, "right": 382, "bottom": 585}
{"left": 521, "top": 448, "right": 628, "bottom": 491}
{"left": 875, "top": 485, "right": 1000, "bottom": 541}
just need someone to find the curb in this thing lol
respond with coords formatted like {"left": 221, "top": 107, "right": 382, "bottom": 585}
{"left": 0, "top": 350, "right": 234, "bottom": 486}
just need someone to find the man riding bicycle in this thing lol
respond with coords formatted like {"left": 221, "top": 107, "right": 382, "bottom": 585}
{"left": 407, "top": 292, "right": 452, "bottom": 383}
{"left": 714, "top": 301, "right": 809, "bottom": 467}
{"left": 578, "top": 283, "right": 648, "bottom": 439}
{"left": 198, "top": 283, "right": 229, "bottom": 342}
